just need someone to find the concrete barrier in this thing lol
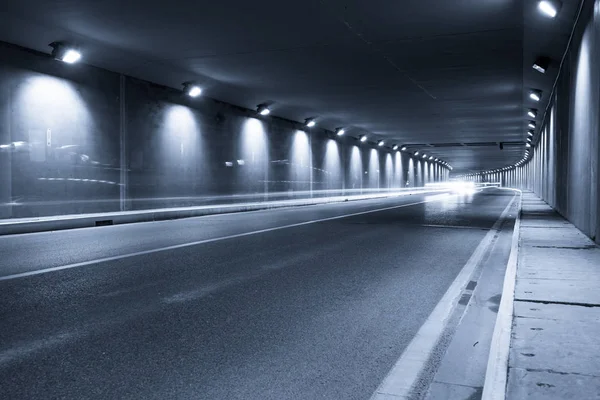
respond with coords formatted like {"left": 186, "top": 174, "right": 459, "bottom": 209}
{"left": 0, "top": 189, "right": 447, "bottom": 236}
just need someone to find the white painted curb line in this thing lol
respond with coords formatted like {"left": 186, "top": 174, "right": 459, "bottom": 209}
{"left": 371, "top": 190, "right": 518, "bottom": 399}
{"left": 482, "top": 189, "right": 522, "bottom": 400}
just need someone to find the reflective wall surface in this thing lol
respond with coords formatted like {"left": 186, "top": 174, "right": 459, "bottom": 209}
{"left": 467, "top": 0, "right": 600, "bottom": 244}
{"left": 0, "top": 42, "right": 447, "bottom": 219}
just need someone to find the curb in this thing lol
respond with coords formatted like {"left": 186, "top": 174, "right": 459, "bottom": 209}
{"left": 0, "top": 190, "right": 445, "bottom": 236}
{"left": 370, "top": 190, "right": 517, "bottom": 399}
{"left": 482, "top": 189, "right": 523, "bottom": 400}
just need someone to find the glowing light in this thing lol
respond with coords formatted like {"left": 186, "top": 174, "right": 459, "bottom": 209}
{"left": 528, "top": 122, "right": 536, "bottom": 129}
{"left": 528, "top": 109, "right": 537, "bottom": 118}
{"left": 538, "top": 0, "right": 559, "bottom": 18}
{"left": 183, "top": 84, "right": 202, "bottom": 98}
{"left": 528, "top": 131, "right": 534, "bottom": 136}
{"left": 359, "top": 135, "right": 367, "bottom": 142}
{"left": 336, "top": 128, "right": 345, "bottom": 136}
{"left": 392, "top": 145, "right": 399, "bottom": 151}
{"left": 257, "top": 105, "right": 271, "bottom": 115}
{"left": 306, "top": 118, "right": 316, "bottom": 127}
{"left": 401, "top": 146, "right": 407, "bottom": 151}
{"left": 414, "top": 151, "right": 419, "bottom": 156}
{"left": 62, "top": 49, "right": 81, "bottom": 64}
{"left": 377, "top": 140, "right": 384, "bottom": 147}
{"left": 526, "top": 143, "right": 531, "bottom": 148}
{"left": 529, "top": 91, "right": 541, "bottom": 102}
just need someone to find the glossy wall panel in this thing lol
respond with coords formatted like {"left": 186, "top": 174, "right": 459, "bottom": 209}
{"left": 0, "top": 42, "right": 445, "bottom": 219}
{"left": 0, "top": 44, "right": 121, "bottom": 218}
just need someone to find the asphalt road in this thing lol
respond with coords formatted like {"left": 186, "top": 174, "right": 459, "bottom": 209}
{"left": 0, "top": 189, "right": 515, "bottom": 399}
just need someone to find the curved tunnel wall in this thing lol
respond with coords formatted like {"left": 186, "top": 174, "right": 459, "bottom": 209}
{"left": 0, "top": 42, "right": 448, "bottom": 219}
{"left": 469, "top": 0, "right": 600, "bottom": 244}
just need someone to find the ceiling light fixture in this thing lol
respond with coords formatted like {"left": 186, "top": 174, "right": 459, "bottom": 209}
{"left": 528, "top": 109, "right": 538, "bottom": 118}
{"left": 378, "top": 140, "right": 385, "bottom": 147}
{"left": 335, "top": 127, "right": 345, "bottom": 136}
{"left": 182, "top": 82, "right": 202, "bottom": 97}
{"left": 359, "top": 135, "right": 367, "bottom": 142}
{"left": 533, "top": 56, "right": 551, "bottom": 73}
{"left": 305, "top": 118, "right": 316, "bottom": 128}
{"left": 49, "top": 42, "right": 81, "bottom": 64}
{"left": 401, "top": 146, "right": 407, "bottom": 151}
{"left": 528, "top": 130, "right": 534, "bottom": 136}
{"left": 528, "top": 121, "right": 536, "bottom": 129}
{"left": 538, "top": 0, "right": 562, "bottom": 18}
{"left": 257, "top": 104, "right": 271, "bottom": 115}
{"left": 529, "top": 90, "right": 542, "bottom": 102}
{"left": 392, "top": 145, "right": 399, "bottom": 151}
{"left": 414, "top": 151, "right": 419, "bottom": 156}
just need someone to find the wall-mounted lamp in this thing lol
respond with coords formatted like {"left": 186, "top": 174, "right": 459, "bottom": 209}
{"left": 538, "top": 0, "right": 562, "bottom": 18}
{"left": 182, "top": 82, "right": 202, "bottom": 97}
{"left": 49, "top": 42, "right": 81, "bottom": 64}
{"left": 257, "top": 104, "right": 271, "bottom": 116}
{"left": 533, "top": 56, "right": 551, "bottom": 73}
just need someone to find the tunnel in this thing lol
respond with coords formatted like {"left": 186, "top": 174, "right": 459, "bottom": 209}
{"left": 0, "top": 1, "right": 599, "bottom": 399}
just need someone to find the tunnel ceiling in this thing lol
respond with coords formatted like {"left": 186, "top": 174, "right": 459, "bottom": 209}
{"left": 0, "top": 0, "right": 582, "bottom": 173}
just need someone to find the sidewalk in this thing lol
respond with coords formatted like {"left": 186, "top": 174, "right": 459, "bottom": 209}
{"left": 506, "top": 192, "right": 600, "bottom": 399}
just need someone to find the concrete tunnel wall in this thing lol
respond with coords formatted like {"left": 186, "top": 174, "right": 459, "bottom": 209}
{"left": 469, "top": 0, "right": 600, "bottom": 244}
{"left": 0, "top": 42, "right": 449, "bottom": 219}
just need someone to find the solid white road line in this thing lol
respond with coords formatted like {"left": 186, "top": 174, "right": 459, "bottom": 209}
{"left": 370, "top": 192, "right": 517, "bottom": 400}
{"left": 482, "top": 189, "right": 522, "bottom": 400}
{"left": 0, "top": 196, "right": 450, "bottom": 281}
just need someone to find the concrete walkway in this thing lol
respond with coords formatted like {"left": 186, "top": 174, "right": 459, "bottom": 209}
{"left": 507, "top": 192, "right": 600, "bottom": 399}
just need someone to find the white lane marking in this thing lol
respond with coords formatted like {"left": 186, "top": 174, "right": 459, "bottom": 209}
{"left": 419, "top": 224, "right": 490, "bottom": 230}
{"left": 482, "top": 189, "right": 522, "bottom": 400}
{"left": 0, "top": 195, "right": 450, "bottom": 281}
{"left": 371, "top": 192, "right": 517, "bottom": 400}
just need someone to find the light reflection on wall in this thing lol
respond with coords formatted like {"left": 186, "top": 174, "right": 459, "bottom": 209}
{"left": 393, "top": 152, "right": 404, "bottom": 187}
{"left": 417, "top": 160, "right": 424, "bottom": 187}
{"left": 368, "top": 149, "right": 380, "bottom": 188}
{"left": 348, "top": 146, "right": 363, "bottom": 192}
{"left": 161, "top": 105, "right": 200, "bottom": 175}
{"left": 14, "top": 75, "right": 94, "bottom": 162}
{"left": 423, "top": 161, "right": 430, "bottom": 184}
{"left": 429, "top": 163, "right": 435, "bottom": 183}
{"left": 239, "top": 118, "right": 268, "bottom": 194}
{"left": 324, "top": 139, "right": 342, "bottom": 190}
{"left": 570, "top": 28, "right": 593, "bottom": 226}
{"left": 385, "top": 153, "right": 393, "bottom": 188}
{"left": 290, "top": 130, "right": 310, "bottom": 192}
{"left": 408, "top": 157, "right": 415, "bottom": 187}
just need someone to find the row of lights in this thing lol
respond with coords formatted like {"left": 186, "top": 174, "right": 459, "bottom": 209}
{"left": 258, "top": 108, "right": 452, "bottom": 168}
{"left": 458, "top": 164, "right": 516, "bottom": 180}
{"left": 47, "top": 44, "right": 456, "bottom": 170}
{"left": 519, "top": 1, "right": 561, "bottom": 165}
{"left": 465, "top": 0, "right": 560, "bottom": 178}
